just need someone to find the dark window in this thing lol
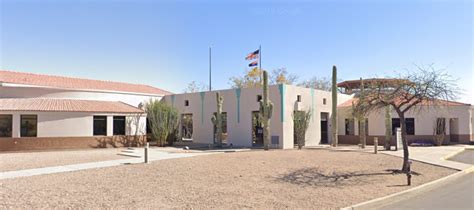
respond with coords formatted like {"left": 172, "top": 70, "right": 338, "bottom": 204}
{"left": 185, "top": 100, "right": 189, "bottom": 106}
{"left": 297, "top": 95, "right": 302, "bottom": 102}
{"left": 0, "top": 115, "right": 13, "bottom": 137}
{"left": 93, "top": 116, "right": 107, "bottom": 136}
{"left": 21, "top": 115, "right": 37, "bottom": 137}
{"left": 392, "top": 118, "right": 415, "bottom": 135}
{"left": 146, "top": 118, "right": 152, "bottom": 134}
{"left": 257, "top": 95, "right": 262, "bottom": 102}
{"left": 113, "top": 116, "right": 126, "bottom": 135}
{"left": 345, "top": 119, "right": 355, "bottom": 135}
{"left": 323, "top": 98, "right": 327, "bottom": 105}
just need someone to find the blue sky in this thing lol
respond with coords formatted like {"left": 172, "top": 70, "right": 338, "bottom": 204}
{"left": 1, "top": 0, "right": 472, "bottom": 103}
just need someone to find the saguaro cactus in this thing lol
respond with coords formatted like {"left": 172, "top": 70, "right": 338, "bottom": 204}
{"left": 259, "top": 70, "right": 273, "bottom": 150}
{"left": 331, "top": 65, "right": 338, "bottom": 147}
{"left": 211, "top": 92, "right": 224, "bottom": 147}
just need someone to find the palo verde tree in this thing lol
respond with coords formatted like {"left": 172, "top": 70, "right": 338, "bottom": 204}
{"left": 298, "top": 76, "right": 332, "bottom": 91}
{"left": 183, "top": 81, "right": 209, "bottom": 93}
{"left": 229, "top": 67, "right": 298, "bottom": 88}
{"left": 355, "top": 65, "right": 459, "bottom": 172}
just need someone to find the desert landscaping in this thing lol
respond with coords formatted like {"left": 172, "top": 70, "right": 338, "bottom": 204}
{"left": 1, "top": 149, "right": 455, "bottom": 208}
{"left": 0, "top": 148, "right": 127, "bottom": 172}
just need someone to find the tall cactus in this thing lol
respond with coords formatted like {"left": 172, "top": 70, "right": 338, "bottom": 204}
{"left": 384, "top": 105, "right": 392, "bottom": 150}
{"left": 211, "top": 92, "right": 224, "bottom": 147}
{"left": 331, "top": 65, "right": 338, "bottom": 147}
{"left": 259, "top": 70, "right": 273, "bottom": 150}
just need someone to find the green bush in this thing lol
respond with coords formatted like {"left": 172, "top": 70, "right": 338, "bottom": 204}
{"left": 145, "top": 100, "right": 179, "bottom": 147}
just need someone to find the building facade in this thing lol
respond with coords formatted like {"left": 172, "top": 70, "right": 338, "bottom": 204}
{"left": 162, "top": 84, "right": 351, "bottom": 149}
{"left": 164, "top": 84, "right": 473, "bottom": 148}
{"left": 1, "top": 70, "right": 472, "bottom": 151}
{"left": 337, "top": 99, "right": 474, "bottom": 145}
{"left": 0, "top": 70, "right": 170, "bottom": 151}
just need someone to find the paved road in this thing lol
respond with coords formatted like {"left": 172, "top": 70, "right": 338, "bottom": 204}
{"left": 383, "top": 150, "right": 473, "bottom": 210}
{"left": 383, "top": 172, "right": 473, "bottom": 210}
{"left": 449, "top": 150, "right": 474, "bottom": 165}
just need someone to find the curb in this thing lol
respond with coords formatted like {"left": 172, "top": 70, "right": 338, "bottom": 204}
{"left": 341, "top": 168, "right": 473, "bottom": 210}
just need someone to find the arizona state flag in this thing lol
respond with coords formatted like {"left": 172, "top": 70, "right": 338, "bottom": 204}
{"left": 248, "top": 61, "right": 258, "bottom": 67}
{"left": 245, "top": 49, "right": 259, "bottom": 60}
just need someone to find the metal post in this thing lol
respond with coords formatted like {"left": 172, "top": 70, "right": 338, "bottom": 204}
{"left": 374, "top": 137, "right": 378, "bottom": 154}
{"left": 407, "top": 160, "right": 412, "bottom": 186}
{"left": 144, "top": 142, "right": 149, "bottom": 164}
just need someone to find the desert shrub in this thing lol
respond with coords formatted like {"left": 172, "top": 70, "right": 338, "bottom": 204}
{"left": 145, "top": 100, "right": 179, "bottom": 147}
{"left": 293, "top": 110, "right": 311, "bottom": 149}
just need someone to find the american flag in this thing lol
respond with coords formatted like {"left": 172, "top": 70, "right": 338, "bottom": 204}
{"left": 245, "top": 49, "right": 260, "bottom": 60}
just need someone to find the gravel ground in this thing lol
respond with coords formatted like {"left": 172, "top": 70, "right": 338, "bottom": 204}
{"left": 0, "top": 148, "right": 128, "bottom": 172}
{"left": 0, "top": 149, "right": 455, "bottom": 208}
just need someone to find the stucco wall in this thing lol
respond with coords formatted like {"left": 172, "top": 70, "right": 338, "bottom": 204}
{"left": 338, "top": 105, "right": 473, "bottom": 136}
{"left": 0, "top": 111, "right": 146, "bottom": 138}
{"left": 162, "top": 85, "right": 285, "bottom": 148}
{"left": 282, "top": 86, "right": 352, "bottom": 147}
{"left": 337, "top": 104, "right": 473, "bottom": 143}
{"left": 0, "top": 86, "right": 162, "bottom": 107}
{"left": 162, "top": 85, "right": 353, "bottom": 149}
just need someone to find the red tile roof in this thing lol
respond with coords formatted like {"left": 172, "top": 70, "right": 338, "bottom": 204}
{"left": 338, "top": 98, "right": 470, "bottom": 108}
{"left": 0, "top": 70, "right": 171, "bottom": 95}
{"left": 0, "top": 98, "right": 144, "bottom": 113}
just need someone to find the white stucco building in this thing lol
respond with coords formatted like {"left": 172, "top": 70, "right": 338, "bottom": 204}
{"left": 163, "top": 83, "right": 473, "bottom": 149}
{"left": 1, "top": 70, "right": 472, "bottom": 151}
{"left": 162, "top": 84, "right": 352, "bottom": 149}
{"left": 0, "top": 70, "right": 170, "bottom": 151}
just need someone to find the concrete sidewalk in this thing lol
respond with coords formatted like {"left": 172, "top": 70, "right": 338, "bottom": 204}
{"left": 381, "top": 145, "right": 472, "bottom": 170}
{"left": 0, "top": 149, "right": 209, "bottom": 180}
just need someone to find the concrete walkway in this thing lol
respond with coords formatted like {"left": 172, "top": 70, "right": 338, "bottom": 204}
{"left": 0, "top": 149, "right": 209, "bottom": 180}
{"left": 381, "top": 145, "right": 472, "bottom": 170}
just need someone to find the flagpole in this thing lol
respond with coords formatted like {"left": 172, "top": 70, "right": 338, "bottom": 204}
{"left": 209, "top": 46, "right": 212, "bottom": 91}
{"left": 259, "top": 45, "right": 262, "bottom": 84}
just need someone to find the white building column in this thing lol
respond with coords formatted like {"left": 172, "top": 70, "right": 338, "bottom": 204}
{"left": 12, "top": 113, "right": 20, "bottom": 138}
{"left": 107, "top": 116, "right": 113, "bottom": 136}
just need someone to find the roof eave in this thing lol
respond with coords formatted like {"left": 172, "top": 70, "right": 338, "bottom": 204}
{"left": 1, "top": 82, "right": 165, "bottom": 97}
